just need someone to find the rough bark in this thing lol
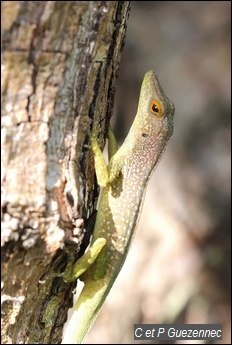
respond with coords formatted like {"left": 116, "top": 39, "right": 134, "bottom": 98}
{"left": 1, "top": 1, "right": 130, "bottom": 343}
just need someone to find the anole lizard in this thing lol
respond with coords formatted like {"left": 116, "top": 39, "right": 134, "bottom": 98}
{"left": 60, "top": 70, "right": 175, "bottom": 344}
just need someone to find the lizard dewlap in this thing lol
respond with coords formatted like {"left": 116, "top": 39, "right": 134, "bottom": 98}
{"left": 60, "top": 70, "right": 175, "bottom": 344}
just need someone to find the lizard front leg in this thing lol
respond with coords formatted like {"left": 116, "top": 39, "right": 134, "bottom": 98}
{"left": 58, "top": 129, "right": 112, "bottom": 282}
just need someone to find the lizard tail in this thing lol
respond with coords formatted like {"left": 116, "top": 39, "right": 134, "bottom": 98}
{"left": 62, "top": 277, "right": 109, "bottom": 344}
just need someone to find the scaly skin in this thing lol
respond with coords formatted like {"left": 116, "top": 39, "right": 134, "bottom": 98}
{"left": 61, "top": 70, "right": 175, "bottom": 344}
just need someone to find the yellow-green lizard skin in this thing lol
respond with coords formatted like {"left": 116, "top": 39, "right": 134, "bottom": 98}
{"left": 61, "top": 70, "right": 175, "bottom": 344}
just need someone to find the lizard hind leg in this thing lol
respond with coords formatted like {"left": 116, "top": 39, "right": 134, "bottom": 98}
{"left": 59, "top": 238, "right": 107, "bottom": 283}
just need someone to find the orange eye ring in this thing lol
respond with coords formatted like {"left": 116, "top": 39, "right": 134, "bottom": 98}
{"left": 150, "top": 100, "right": 162, "bottom": 117}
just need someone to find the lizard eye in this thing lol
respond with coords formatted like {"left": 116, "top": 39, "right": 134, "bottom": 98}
{"left": 150, "top": 100, "right": 162, "bottom": 117}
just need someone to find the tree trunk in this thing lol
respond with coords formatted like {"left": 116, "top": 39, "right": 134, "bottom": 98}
{"left": 1, "top": 1, "right": 131, "bottom": 343}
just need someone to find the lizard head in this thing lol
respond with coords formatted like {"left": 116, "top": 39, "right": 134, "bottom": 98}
{"left": 109, "top": 71, "right": 175, "bottom": 178}
{"left": 136, "top": 70, "right": 175, "bottom": 140}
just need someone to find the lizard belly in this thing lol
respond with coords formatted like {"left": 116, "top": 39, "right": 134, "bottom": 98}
{"left": 92, "top": 168, "right": 148, "bottom": 275}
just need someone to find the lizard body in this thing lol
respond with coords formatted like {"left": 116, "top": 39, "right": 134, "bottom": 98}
{"left": 61, "top": 70, "right": 175, "bottom": 343}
